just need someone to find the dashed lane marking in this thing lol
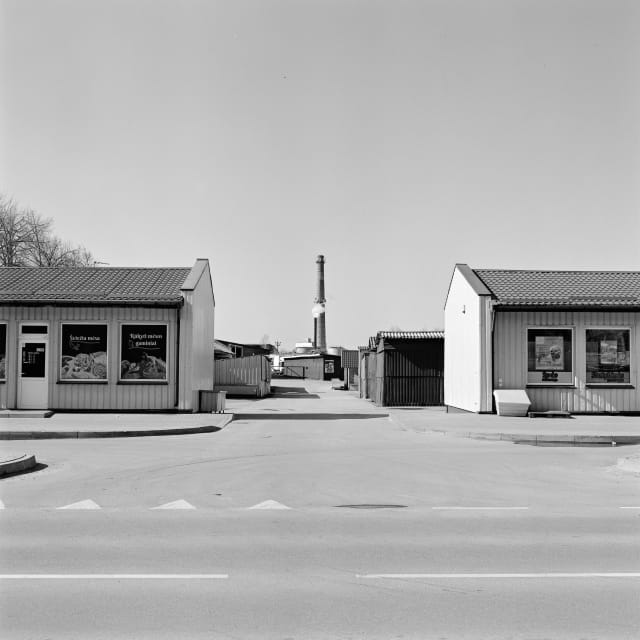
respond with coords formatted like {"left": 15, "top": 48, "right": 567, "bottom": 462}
{"left": 0, "top": 499, "right": 4, "bottom": 509}
{"left": 57, "top": 500, "right": 101, "bottom": 510}
{"left": 0, "top": 574, "right": 228, "bottom": 580}
{"left": 432, "top": 506, "right": 529, "bottom": 511}
{"left": 151, "top": 500, "right": 196, "bottom": 510}
{"left": 357, "top": 572, "right": 640, "bottom": 579}
{"left": 619, "top": 506, "right": 640, "bottom": 509}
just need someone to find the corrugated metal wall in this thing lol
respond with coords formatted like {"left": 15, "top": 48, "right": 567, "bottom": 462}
{"left": 366, "top": 351, "right": 377, "bottom": 400}
{"left": 0, "top": 306, "right": 178, "bottom": 411}
{"left": 281, "top": 356, "right": 343, "bottom": 380}
{"left": 214, "top": 355, "right": 271, "bottom": 397}
{"left": 494, "top": 310, "right": 640, "bottom": 413}
{"left": 375, "top": 338, "right": 444, "bottom": 406}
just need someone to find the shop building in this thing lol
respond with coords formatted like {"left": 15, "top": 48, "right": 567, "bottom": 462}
{"left": 0, "top": 259, "right": 214, "bottom": 412}
{"left": 445, "top": 264, "right": 640, "bottom": 414}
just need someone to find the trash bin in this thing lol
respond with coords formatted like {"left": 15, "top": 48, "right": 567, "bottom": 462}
{"left": 199, "top": 390, "right": 227, "bottom": 413}
{"left": 214, "top": 390, "right": 226, "bottom": 413}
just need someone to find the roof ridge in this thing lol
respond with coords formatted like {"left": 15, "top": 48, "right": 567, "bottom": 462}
{"left": 475, "top": 268, "right": 640, "bottom": 274}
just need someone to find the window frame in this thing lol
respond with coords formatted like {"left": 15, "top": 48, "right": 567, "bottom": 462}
{"left": 59, "top": 322, "right": 110, "bottom": 383}
{"left": 119, "top": 322, "right": 169, "bottom": 384}
{"left": 584, "top": 326, "right": 633, "bottom": 387}
{"left": 525, "top": 326, "right": 575, "bottom": 387}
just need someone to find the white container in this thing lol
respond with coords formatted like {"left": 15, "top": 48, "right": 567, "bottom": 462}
{"left": 493, "top": 390, "right": 531, "bottom": 417}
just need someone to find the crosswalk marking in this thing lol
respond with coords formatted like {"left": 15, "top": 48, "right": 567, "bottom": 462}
{"left": 248, "top": 500, "right": 291, "bottom": 510}
{"left": 57, "top": 500, "right": 101, "bottom": 510}
{"left": 151, "top": 500, "right": 196, "bottom": 510}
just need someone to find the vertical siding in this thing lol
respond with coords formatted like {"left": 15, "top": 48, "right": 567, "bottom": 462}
{"left": 1, "top": 306, "right": 178, "bottom": 411}
{"left": 494, "top": 310, "right": 640, "bottom": 413}
{"left": 375, "top": 339, "right": 444, "bottom": 406}
{"left": 179, "top": 263, "right": 215, "bottom": 411}
{"left": 214, "top": 355, "right": 271, "bottom": 396}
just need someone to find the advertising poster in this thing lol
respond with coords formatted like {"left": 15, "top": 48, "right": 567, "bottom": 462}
{"left": 60, "top": 324, "right": 108, "bottom": 380}
{"left": 535, "top": 336, "right": 564, "bottom": 370}
{"left": 324, "top": 360, "right": 335, "bottom": 374}
{"left": 600, "top": 340, "right": 618, "bottom": 365}
{"left": 0, "top": 323, "right": 6, "bottom": 380}
{"left": 120, "top": 325, "right": 167, "bottom": 380}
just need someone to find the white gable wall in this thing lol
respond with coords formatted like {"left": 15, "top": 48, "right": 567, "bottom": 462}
{"left": 444, "top": 267, "right": 493, "bottom": 412}
{"left": 178, "top": 259, "right": 215, "bottom": 411}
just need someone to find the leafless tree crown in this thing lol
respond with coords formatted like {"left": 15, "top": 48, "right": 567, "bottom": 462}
{"left": 0, "top": 195, "right": 94, "bottom": 267}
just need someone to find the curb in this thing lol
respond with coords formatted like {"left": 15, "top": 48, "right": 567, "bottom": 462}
{"left": 431, "top": 430, "right": 640, "bottom": 445}
{"left": 0, "top": 414, "right": 234, "bottom": 440}
{"left": 233, "top": 412, "right": 389, "bottom": 421}
{"left": 0, "top": 454, "right": 37, "bottom": 476}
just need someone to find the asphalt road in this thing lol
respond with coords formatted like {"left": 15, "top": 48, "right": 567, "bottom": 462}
{"left": 1, "top": 402, "right": 639, "bottom": 639}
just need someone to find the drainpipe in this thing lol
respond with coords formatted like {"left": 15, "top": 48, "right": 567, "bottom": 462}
{"left": 174, "top": 306, "right": 181, "bottom": 408}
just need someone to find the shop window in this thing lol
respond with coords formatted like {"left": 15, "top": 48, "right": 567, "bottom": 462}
{"left": 586, "top": 328, "right": 631, "bottom": 385}
{"left": 0, "top": 323, "right": 6, "bottom": 381}
{"left": 527, "top": 328, "right": 574, "bottom": 385}
{"left": 120, "top": 324, "right": 167, "bottom": 381}
{"left": 60, "top": 324, "right": 108, "bottom": 381}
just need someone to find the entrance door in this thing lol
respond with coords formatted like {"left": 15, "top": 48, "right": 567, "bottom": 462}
{"left": 18, "top": 340, "right": 49, "bottom": 409}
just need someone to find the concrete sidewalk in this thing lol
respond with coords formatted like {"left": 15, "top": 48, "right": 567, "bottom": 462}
{"left": 0, "top": 411, "right": 232, "bottom": 440}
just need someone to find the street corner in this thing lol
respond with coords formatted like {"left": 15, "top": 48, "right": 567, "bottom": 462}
{"left": 0, "top": 453, "right": 38, "bottom": 477}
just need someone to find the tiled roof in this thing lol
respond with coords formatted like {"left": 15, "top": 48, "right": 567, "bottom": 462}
{"left": 0, "top": 267, "right": 192, "bottom": 305}
{"left": 377, "top": 331, "right": 444, "bottom": 340}
{"left": 474, "top": 269, "right": 640, "bottom": 307}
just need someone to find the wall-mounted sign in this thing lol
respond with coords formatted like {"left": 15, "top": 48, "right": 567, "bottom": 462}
{"left": 60, "top": 324, "right": 108, "bottom": 380}
{"left": 120, "top": 324, "right": 167, "bottom": 381}
{"left": 324, "top": 360, "right": 335, "bottom": 374}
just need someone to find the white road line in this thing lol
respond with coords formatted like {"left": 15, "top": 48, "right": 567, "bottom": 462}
{"left": 151, "top": 500, "right": 196, "bottom": 510}
{"left": 619, "top": 506, "right": 640, "bottom": 509}
{"left": 57, "top": 500, "right": 101, "bottom": 510}
{"left": 0, "top": 499, "right": 5, "bottom": 509}
{"left": 357, "top": 573, "right": 640, "bottom": 579}
{"left": 0, "top": 574, "right": 229, "bottom": 580}
{"left": 248, "top": 500, "right": 291, "bottom": 510}
{"left": 432, "top": 506, "right": 529, "bottom": 510}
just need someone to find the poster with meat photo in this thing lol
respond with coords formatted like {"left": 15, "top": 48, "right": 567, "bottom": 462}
{"left": 535, "top": 336, "right": 564, "bottom": 370}
{"left": 120, "top": 324, "right": 167, "bottom": 380}
{"left": 60, "top": 324, "right": 108, "bottom": 380}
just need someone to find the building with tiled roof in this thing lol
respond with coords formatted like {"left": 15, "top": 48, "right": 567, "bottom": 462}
{"left": 0, "top": 259, "right": 214, "bottom": 412}
{"left": 445, "top": 264, "right": 640, "bottom": 414}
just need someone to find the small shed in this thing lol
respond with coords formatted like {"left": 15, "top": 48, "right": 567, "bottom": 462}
{"left": 0, "top": 259, "right": 215, "bottom": 412}
{"left": 361, "top": 331, "right": 444, "bottom": 407}
{"left": 445, "top": 264, "right": 640, "bottom": 414}
{"left": 281, "top": 353, "right": 344, "bottom": 381}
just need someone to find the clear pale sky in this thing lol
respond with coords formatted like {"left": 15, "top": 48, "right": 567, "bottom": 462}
{"left": 1, "top": 1, "right": 638, "bottom": 349}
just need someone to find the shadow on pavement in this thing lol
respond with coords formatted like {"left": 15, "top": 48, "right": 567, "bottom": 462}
{"left": 269, "top": 386, "right": 321, "bottom": 399}
{"left": 232, "top": 413, "right": 388, "bottom": 421}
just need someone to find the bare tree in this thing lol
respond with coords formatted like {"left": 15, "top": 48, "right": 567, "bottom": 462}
{"left": 0, "top": 195, "right": 94, "bottom": 267}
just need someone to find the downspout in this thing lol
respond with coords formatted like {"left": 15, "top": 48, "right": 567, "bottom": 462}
{"left": 174, "top": 305, "right": 181, "bottom": 409}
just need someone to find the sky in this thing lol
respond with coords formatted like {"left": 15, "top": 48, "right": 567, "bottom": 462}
{"left": 1, "top": 0, "right": 638, "bottom": 350}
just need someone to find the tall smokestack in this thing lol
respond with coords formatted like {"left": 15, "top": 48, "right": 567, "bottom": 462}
{"left": 312, "top": 255, "right": 327, "bottom": 352}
